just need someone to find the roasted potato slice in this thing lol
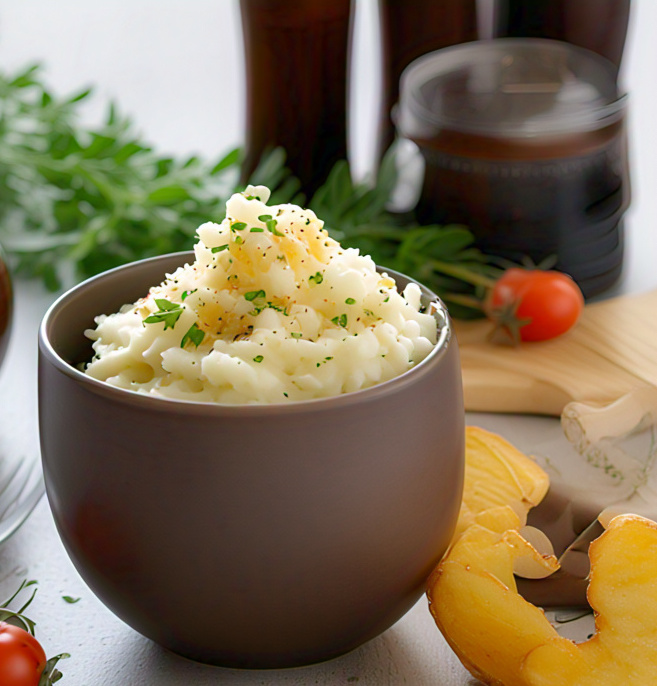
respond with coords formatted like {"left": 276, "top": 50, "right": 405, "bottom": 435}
{"left": 455, "top": 427, "right": 549, "bottom": 541}
{"left": 429, "top": 513, "right": 657, "bottom": 686}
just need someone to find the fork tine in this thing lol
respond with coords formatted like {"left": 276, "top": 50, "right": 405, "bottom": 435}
{"left": 0, "top": 459, "right": 40, "bottom": 521}
{"left": 0, "top": 460, "right": 25, "bottom": 499}
{"left": 0, "top": 474, "right": 45, "bottom": 544}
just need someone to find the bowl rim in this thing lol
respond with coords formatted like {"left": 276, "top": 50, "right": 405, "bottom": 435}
{"left": 39, "top": 251, "right": 456, "bottom": 416}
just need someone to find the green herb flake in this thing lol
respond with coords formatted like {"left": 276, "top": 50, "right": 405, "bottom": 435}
{"left": 211, "top": 244, "right": 229, "bottom": 253}
{"left": 62, "top": 595, "right": 81, "bottom": 604}
{"left": 244, "top": 289, "right": 266, "bottom": 302}
{"left": 345, "top": 297, "right": 356, "bottom": 305}
{"left": 290, "top": 332, "right": 302, "bottom": 339}
{"left": 331, "top": 313, "right": 348, "bottom": 327}
{"left": 267, "top": 302, "right": 288, "bottom": 315}
{"left": 180, "top": 322, "right": 205, "bottom": 349}
{"left": 266, "top": 219, "right": 284, "bottom": 237}
{"left": 309, "top": 272, "right": 324, "bottom": 285}
{"left": 231, "top": 221, "right": 247, "bottom": 231}
{"left": 144, "top": 299, "right": 183, "bottom": 330}
{"left": 234, "top": 235, "right": 244, "bottom": 244}
{"left": 258, "top": 214, "right": 272, "bottom": 222}
{"left": 181, "top": 288, "right": 197, "bottom": 301}
{"left": 253, "top": 355, "right": 264, "bottom": 363}
{"left": 249, "top": 227, "right": 264, "bottom": 232}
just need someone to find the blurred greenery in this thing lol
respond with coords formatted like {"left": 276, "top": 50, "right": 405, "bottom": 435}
{"left": 0, "top": 63, "right": 501, "bottom": 316}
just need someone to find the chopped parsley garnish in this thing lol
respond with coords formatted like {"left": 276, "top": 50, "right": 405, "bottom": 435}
{"left": 253, "top": 355, "right": 264, "bottom": 363}
{"left": 266, "top": 302, "right": 288, "bottom": 314}
{"left": 181, "top": 288, "right": 197, "bottom": 301}
{"left": 144, "top": 298, "right": 183, "bottom": 330}
{"left": 234, "top": 235, "right": 244, "bottom": 244}
{"left": 181, "top": 322, "right": 205, "bottom": 348}
{"left": 231, "top": 221, "right": 246, "bottom": 231}
{"left": 331, "top": 313, "right": 348, "bottom": 327}
{"left": 211, "top": 244, "right": 229, "bottom": 253}
{"left": 309, "top": 271, "right": 323, "bottom": 285}
{"left": 258, "top": 214, "right": 284, "bottom": 236}
{"left": 267, "top": 219, "right": 284, "bottom": 236}
{"left": 249, "top": 227, "right": 264, "bottom": 232}
{"left": 345, "top": 297, "right": 356, "bottom": 305}
{"left": 290, "top": 332, "right": 302, "bottom": 338}
{"left": 244, "top": 289, "right": 269, "bottom": 315}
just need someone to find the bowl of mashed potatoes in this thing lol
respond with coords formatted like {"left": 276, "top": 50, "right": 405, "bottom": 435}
{"left": 38, "top": 186, "right": 464, "bottom": 668}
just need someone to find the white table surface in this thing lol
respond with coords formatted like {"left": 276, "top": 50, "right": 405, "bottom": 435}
{"left": 0, "top": 1, "right": 656, "bottom": 684}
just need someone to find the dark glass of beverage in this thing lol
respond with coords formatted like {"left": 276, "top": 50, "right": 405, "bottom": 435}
{"left": 239, "top": 0, "right": 353, "bottom": 199}
{"left": 494, "top": 0, "right": 631, "bottom": 72}
{"left": 377, "top": 0, "right": 478, "bottom": 161}
{"left": 396, "top": 39, "right": 630, "bottom": 298}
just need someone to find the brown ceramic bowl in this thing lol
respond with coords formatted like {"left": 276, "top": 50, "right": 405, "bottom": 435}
{"left": 38, "top": 251, "right": 464, "bottom": 668}
{"left": 0, "top": 244, "right": 13, "bottom": 369}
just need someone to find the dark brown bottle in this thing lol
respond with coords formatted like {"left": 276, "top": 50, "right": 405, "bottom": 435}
{"left": 494, "top": 0, "right": 631, "bottom": 71}
{"left": 377, "top": 0, "right": 478, "bottom": 160}
{"left": 239, "top": 0, "right": 353, "bottom": 200}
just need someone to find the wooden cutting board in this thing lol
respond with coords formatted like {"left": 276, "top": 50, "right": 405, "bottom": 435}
{"left": 453, "top": 288, "right": 657, "bottom": 416}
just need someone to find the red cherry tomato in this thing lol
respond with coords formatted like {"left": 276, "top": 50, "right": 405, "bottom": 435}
{"left": 486, "top": 268, "right": 585, "bottom": 342}
{"left": 0, "top": 622, "right": 47, "bottom": 686}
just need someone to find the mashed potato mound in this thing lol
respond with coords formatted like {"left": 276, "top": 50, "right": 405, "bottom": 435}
{"left": 84, "top": 185, "right": 438, "bottom": 403}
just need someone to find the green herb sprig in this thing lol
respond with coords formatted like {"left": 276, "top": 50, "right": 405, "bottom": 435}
{"left": 0, "top": 63, "right": 502, "bottom": 317}
{"left": 143, "top": 298, "right": 183, "bottom": 330}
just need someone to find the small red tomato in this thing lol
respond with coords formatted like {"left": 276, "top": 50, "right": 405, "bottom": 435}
{"left": 0, "top": 622, "right": 47, "bottom": 686}
{"left": 486, "top": 268, "right": 585, "bottom": 343}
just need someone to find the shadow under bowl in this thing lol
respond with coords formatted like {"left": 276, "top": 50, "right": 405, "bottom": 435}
{"left": 38, "top": 251, "right": 465, "bottom": 668}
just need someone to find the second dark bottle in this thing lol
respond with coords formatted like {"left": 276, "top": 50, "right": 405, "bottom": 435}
{"left": 494, "top": 0, "right": 631, "bottom": 72}
{"left": 377, "top": 0, "right": 478, "bottom": 161}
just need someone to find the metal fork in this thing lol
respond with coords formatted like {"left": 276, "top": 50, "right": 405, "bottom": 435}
{"left": 0, "top": 457, "right": 45, "bottom": 544}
